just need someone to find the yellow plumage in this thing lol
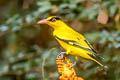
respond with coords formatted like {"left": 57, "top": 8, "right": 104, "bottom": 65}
{"left": 38, "top": 16, "right": 105, "bottom": 67}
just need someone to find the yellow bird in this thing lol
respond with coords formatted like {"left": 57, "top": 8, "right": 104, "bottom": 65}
{"left": 37, "top": 16, "right": 105, "bottom": 67}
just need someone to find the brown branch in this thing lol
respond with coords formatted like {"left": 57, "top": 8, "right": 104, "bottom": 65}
{"left": 56, "top": 55, "right": 84, "bottom": 80}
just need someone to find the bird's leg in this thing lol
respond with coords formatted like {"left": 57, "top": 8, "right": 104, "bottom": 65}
{"left": 75, "top": 56, "right": 79, "bottom": 60}
{"left": 57, "top": 49, "right": 71, "bottom": 59}
{"left": 66, "top": 49, "right": 71, "bottom": 55}
{"left": 70, "top": 56, "right": 78, "bottom": 67}
{"left": 57, "top": 52, "right": 66, "bottom": 59}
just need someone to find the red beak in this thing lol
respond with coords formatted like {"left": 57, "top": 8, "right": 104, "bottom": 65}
{"left": 37, "top": 19, "right": 50, "bottom": 24}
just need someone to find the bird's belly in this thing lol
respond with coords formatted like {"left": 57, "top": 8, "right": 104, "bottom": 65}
{"left": 70, "top": 47, "right": 90, "bottom": 59}
{"left": 58, "top": 40, "right": 91, "bottom": 59}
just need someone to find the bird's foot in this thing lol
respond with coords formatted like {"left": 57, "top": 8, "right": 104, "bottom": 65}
{"left": 57, "top": 52, "right": 66, "bottom": 59}
{"left": 71, "top": 61, "right": 76, "bottom": 68}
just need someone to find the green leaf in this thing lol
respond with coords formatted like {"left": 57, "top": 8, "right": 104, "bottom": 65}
{"left": 0, "top": 25, "right": 8, "bottom": 32}
{"left": 37, "top": 1, "right": 52, "bottom": 13}
{"left": 109, "top": 4, "right": 117, "bottom": 16}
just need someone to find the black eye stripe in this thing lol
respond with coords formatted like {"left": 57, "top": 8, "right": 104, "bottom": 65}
{"left": 55, "top": 17, "right": 61, "bottom": 20}
{"left": 49, "top": 17, "right": 61, "bottom": 22}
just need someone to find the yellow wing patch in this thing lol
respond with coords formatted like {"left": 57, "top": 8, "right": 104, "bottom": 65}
{"left": 55, "top": 36, "right": 97, "bottom": 54}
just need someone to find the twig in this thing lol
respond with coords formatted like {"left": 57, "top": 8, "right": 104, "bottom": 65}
{"left": 56, "top": 54, "right": 84, "bottom": 80}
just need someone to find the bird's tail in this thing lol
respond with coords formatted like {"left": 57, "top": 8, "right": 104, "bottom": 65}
{"left": 94, "top": 58, "right": 108, "bottom": 71}
{"left": 88, "top": 54, "right": 108, "bottom": 70}
{"left": 93, "top": 57, "right": 104, "bottom": 67}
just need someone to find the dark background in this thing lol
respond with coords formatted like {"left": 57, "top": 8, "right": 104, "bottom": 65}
{"left": 0, "top": 0, "right": 120, "bottom": 80}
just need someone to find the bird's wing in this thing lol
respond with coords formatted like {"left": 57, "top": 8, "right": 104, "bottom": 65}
{"left": 54, "top": 34, "right": 97, "bottom": 54}
{"left": 54, "top": 35, "right": 105, "bottom": 67}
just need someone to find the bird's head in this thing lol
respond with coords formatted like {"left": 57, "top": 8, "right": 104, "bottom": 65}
{"left": 37, "top": 16, "right": 67, "bottom": 29}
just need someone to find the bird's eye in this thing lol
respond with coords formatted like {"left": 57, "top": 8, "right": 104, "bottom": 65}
{"left": 49, "top": 17, "right": 61, "bottom": 22}
{"left": 51, "top": 18, "right": 56, "bottom": 22}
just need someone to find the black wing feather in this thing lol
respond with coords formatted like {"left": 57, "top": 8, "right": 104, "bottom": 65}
{"left": 84, "top": 40, "right": 97, "bottom": 53}
{"left": 55, "top": 36, "right": 96, "bottom": 54}
{"left": 88, "top": 54, "right": 104, "bottom": 66}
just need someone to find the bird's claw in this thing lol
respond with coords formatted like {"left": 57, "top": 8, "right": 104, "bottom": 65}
{"left": 71, "top": 61, "right": 76, "bottom": 68}
{"left": 57, "top": 52, "right": 66, "bottom": 59}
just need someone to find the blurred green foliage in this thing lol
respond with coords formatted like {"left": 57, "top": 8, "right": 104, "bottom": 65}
{"left": 0, "top": 0, "right": 120, "bottom": 80}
